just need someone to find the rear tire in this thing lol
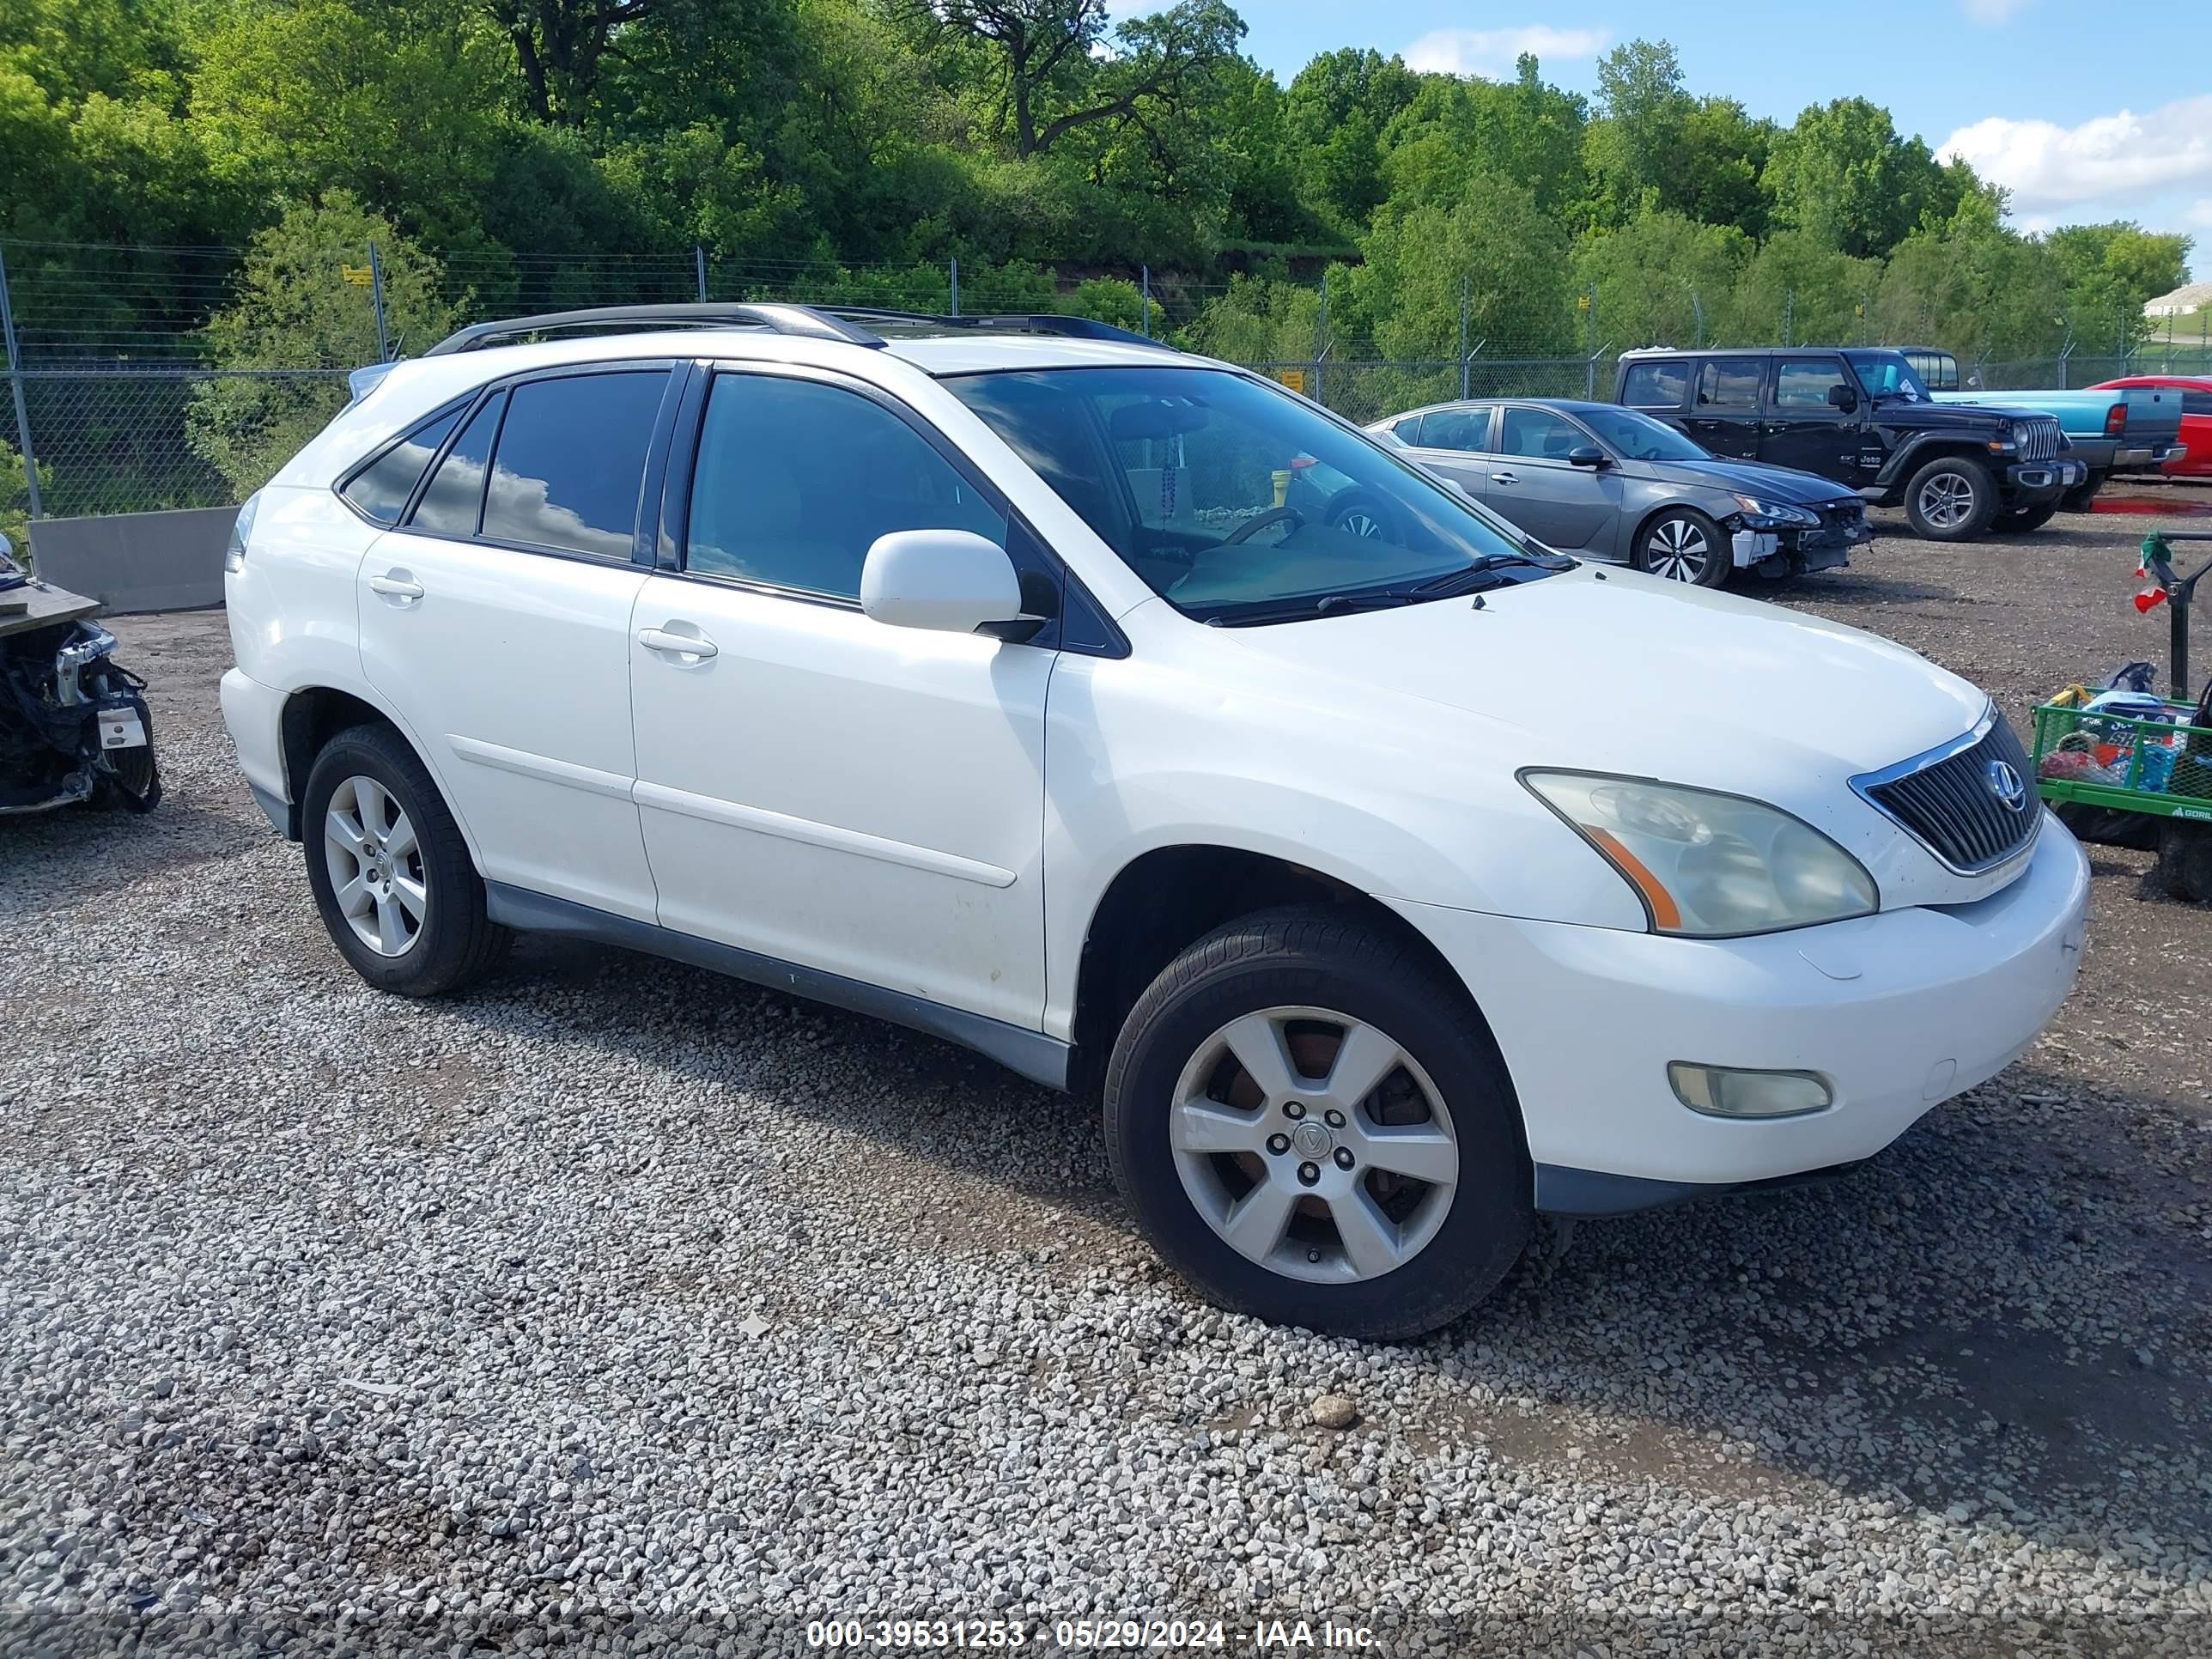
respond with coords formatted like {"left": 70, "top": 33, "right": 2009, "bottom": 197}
{"left": 1632, "top": 507, "right": 1730, "bottom": 587}
{"left": 1904, "top": 455, "right": 1998, "bottom": 542}
{"left": 1103, "top": 906, "right": 1531, "bottom": 1340}
{"left": 301, "top": 722, "right": 509, "bottom": 996}
{"left": 1990, "top": 503, "right": 2057, "bottom": 534}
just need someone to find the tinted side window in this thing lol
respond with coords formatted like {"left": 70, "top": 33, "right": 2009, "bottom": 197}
{"left": 2182, "top": 392, "right": 2212, "bottom": 417}
{"left": 1419, "top": 409, "right": 1491, "bottom": 451}
{"left": 1620, "top": 361, "right": 1687, "bottom": 409}
{"left": 1498, "top": 408, "right": 1588, "bottom": 459}
{"left": 411, "top": 392, "right": 503, "bottom": 538}
{"left": 1391, "top": 416, "right": 1424, "bottom": 442}
{"left": 481, "top": 371, "right": 669, "bottom": 559}
{"left": 1774, "top": 358, "right": 1852, "bottom": 410}
{"left": 688, "top": 374, "right": 1006, "bottom": 599}
{"left": 1694, "top": 358, "right": 1763, "bottom": 409}
{"left": 343, "top": 409, "right": 460, "bottom": 524}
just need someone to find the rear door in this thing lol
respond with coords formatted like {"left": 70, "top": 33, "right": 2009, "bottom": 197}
{"left": 1399, "top": 405, "right": 1496, "bottom": 500}
{"left": 1481, "top": 405, "right": 1621, "bottom": 551}
{"left": 1681, "top": 356, "right": 1764, "bottom": 459}
{"left": 356, "top": 364, "right": 677, "bottom": 922}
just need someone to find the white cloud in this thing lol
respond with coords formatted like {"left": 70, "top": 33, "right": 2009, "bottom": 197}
{"left": 1940, "top": 95, "right": 2212, "bottom": 214}
{"left": 1961, "top": 0, "right": 2031, "bottom": 22}
{"left": 2186, "top": 198, "right": 2212, "bottom": 230}
{"left": 1401, "top": 25, "right": 1612, "bottom": 78}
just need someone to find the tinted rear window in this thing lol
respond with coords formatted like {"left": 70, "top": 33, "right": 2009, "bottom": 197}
{"left": 481, "top": 371, "right": 669, "bottom": 559}
{"left": 343, "top": 408, "right": 459, "bottom": 524}
{"left": 1694, "top": 359, "right": 1763, "bottom": 409}
{"left": 1620, "top": 361, "right": 1687, "bottom": 409}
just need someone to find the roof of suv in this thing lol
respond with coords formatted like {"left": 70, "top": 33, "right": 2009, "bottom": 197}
{"left": 1617, "top": 345, "right": 1897, "bottom": 359}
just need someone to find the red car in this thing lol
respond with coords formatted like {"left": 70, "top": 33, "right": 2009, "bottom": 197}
{"left": 2090, "top": 375, "right": 2212, "bottom": 478}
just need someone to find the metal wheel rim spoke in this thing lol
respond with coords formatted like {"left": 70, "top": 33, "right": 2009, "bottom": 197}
{"left": 323, "top": 775, "right": 426, "bottom": 958}
{"left": 1651, "top": 519, "right": 1706, "bottom": 580}
{"left": 1921, "top": 474, "right": 1972, "bottom": 527}
{"left": 1169, "top": 1005, "right": 1461, "bottom": 1285}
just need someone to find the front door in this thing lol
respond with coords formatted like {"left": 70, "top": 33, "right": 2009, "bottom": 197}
{"left": 628, "top": 366, "right": 1054, "bottom": 1030}
{"left": 1479, "top": 405, "right": 1622, "bottom": 552}
{"left": 1759, "top": 356, "right": 1864, "bottom": 483}
{"left": 356, "top": 367, "right": 673, "bottom": 922}
{"left": 1681, "top": 356, "right": 1764, "bottom": 459}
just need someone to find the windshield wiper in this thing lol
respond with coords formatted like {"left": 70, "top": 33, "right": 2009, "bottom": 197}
{"left": 1414, "top": 550, "right": 1571, "bottom": 595}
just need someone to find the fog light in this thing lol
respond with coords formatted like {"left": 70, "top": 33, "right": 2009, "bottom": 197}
{"left": 1668, "top": 1062, "right": 1832, "bottom": 1119}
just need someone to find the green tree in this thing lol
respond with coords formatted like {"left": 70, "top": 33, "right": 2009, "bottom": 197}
{"left": 1762, "top": 98, "right": 1966, "bottom": 259}
{"left": 1583, "top": 39, "right": 1689, "bottom": 222}
{"left": 1282, "top": 47, "right": 1419, "bottom": 235}
{"left": 1, "top": 437, "right": 47, "bottom": 556}
{"left": 2048, "top": 222, "right": 2194, "bottom": 351}
{"left": 186, "top": 195, "right": 460, "bottom": 497}
{"left": 1573, "top": 211, "right": 1752, "bottom": 349}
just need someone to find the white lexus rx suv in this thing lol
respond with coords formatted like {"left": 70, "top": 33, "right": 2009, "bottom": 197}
{"left": 220, "top": 303, "right": 2089, "bottom": 1338}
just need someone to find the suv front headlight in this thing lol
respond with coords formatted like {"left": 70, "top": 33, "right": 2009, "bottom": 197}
{"left": 1522, "top": 771, "right": 1878, "bottom": 937}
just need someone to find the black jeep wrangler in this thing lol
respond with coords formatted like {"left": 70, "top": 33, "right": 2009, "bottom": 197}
{"left": 1612, "top": 346, "right": 2083, "bottom": 542}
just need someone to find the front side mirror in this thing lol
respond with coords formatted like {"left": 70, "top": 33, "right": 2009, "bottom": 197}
{"left": 861, "top": 529, "right": 1028, "bottom": 637}
{"left": 1826, "top": 382, "right": 1859, "bottom": 411}
{"left": 1566, "top": 446, "right": 1607, "bottom": 468}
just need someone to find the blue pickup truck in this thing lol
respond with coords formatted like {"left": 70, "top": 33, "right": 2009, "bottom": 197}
{"left": 1906, "top": 348, "right": 2187, "bottom": 512}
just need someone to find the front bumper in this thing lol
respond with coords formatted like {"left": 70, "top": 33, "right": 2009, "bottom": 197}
{"left": 1734, "top": 513, "right": 1873, "bottom": 576}
{"left": 2002, "top": 457, "right": 2084, "bottom": 501}
{"left": 1389, "top": 817, "right": 2090, "bottom": 1211}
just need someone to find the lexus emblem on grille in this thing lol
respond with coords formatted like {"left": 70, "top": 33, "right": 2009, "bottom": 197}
{"left": 1985, "top": 758, "right": 2028, "bottom": 811}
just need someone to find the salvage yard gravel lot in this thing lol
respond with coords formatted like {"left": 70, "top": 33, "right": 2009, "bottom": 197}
{"left": 5, "top": 497, "right": 2212, "bottom": 1656}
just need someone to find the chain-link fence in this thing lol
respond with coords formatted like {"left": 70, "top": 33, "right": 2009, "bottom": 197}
{"left": 4, "top": 234, "right": 2203, "bottom": 537}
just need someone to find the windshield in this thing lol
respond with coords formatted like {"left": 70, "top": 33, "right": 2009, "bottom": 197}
{"left": 1844, "top": 350, "right": 1930, "bottom": 403}
{"left": 1573, "top": 404, "right": 1711, "bottom": 462}
{"left": 945, "top": 366, "right": 1549, "bottom": 623}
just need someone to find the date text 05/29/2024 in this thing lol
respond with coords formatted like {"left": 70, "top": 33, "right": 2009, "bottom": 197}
{"left": 804, "top": 1619, "right": 1380, "bottom": 1650}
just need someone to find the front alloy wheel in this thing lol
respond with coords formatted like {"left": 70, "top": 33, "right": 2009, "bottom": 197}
{"left": 1637, "top": 508, "right": 1729, "bottom": 587}
{"left": 1103, "top": 906, "right": 1532, "bottom": 1339}
{"left": 1170, "top": 1006, "right": 1459, "bottom": 1284}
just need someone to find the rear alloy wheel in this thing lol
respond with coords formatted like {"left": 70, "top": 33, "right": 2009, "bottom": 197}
{"left": 1104, "top": 906, "right": 1530, "bottom": 1340}
{"left": 1325, "top": 490, "right": 1393, "bottom": 541}
{"left": 302, "top": 722, "right": 508, "bottom": 996}
{"left": 1634, "top": 507, "right": 1729, "bottom": 588}
{"left": 1904, "top": 455, "right": 1997, "bottom": 542}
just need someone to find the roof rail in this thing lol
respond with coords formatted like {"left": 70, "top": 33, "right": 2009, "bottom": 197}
{"left": 421, "top": 302, "right": 887, "bottom": 356}
{"left": 811, "top": 307, "right": 1169, "bottom": 349}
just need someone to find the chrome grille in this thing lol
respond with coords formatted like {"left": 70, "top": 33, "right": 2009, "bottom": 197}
{"left": 1853, "top": 712, "right": 2039, "bottom": 874}
{"left": 2020, "top": 419, "right": 2061, "bottom": 462}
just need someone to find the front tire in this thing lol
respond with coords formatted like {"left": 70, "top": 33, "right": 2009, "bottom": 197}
{"left": 1632, "top": 507, "right": 1730, "bottom": 587}
{"left": 1103, "top": 907, "right": 1531, "bottom": 1340}
{"left": 1991, "top": 502, "right": 2057, "bottom": 534}
{"left": 301, "top": 722, "right": 508, "bottom": 996}
{"left": 1904, "top": 455, "right": 1998, "bottom": 541}
{"left": 2061, "top": 468, "right": 2104, "bottom": 513}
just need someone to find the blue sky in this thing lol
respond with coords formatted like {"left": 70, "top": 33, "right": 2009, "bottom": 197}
{"left": 1117, "top": 0, "right": 2212, "bottom": 280}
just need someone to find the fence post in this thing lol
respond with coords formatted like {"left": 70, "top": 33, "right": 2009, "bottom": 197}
{"left": 1691, "top": 289, "right": 1705, "bottom": 349}
{"left": 1140, "top": 264, "right": 1151, "bottom": 337}
{"left": 1314, "top": 269, "right": 1328, "bottom": 409}
{"left": 0, "top": 243, "right": 43, "bottom": 522}
{"left": 1457, "top": 275, "right": 1470, "bottom": 400}
{"left": 1783, "top": 288, "right": 1793, "bottom": 348}
{"left": 2057, "top": 337, "right": 2072, "bottom": 389}
{"left": 366, "top": 241, "right": 390, "bottom": 363}
{"left": 949, "top": 257, "right": 959, "bottom": 318}
{"left": 695, "top": 246, "right": 708, "bottom": 302}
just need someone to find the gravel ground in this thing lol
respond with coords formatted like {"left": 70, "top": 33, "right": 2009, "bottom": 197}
{"left": 5, "top": 496, "right": 2212, "bottom": 1656}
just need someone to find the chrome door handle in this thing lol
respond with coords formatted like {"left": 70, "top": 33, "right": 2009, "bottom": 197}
{"left": 1490, "top": 471, "right": 1518, "bottom": 484}
{"left": 638, "top": 626, "right": 718, "bottom": 660}
{"left": 368, "top": 572, "right": 423, "bottom": 603}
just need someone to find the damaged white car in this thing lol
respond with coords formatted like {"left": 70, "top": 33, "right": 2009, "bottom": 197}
{"left": 0, "top": 533, "right": 160, "bottom": 817}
